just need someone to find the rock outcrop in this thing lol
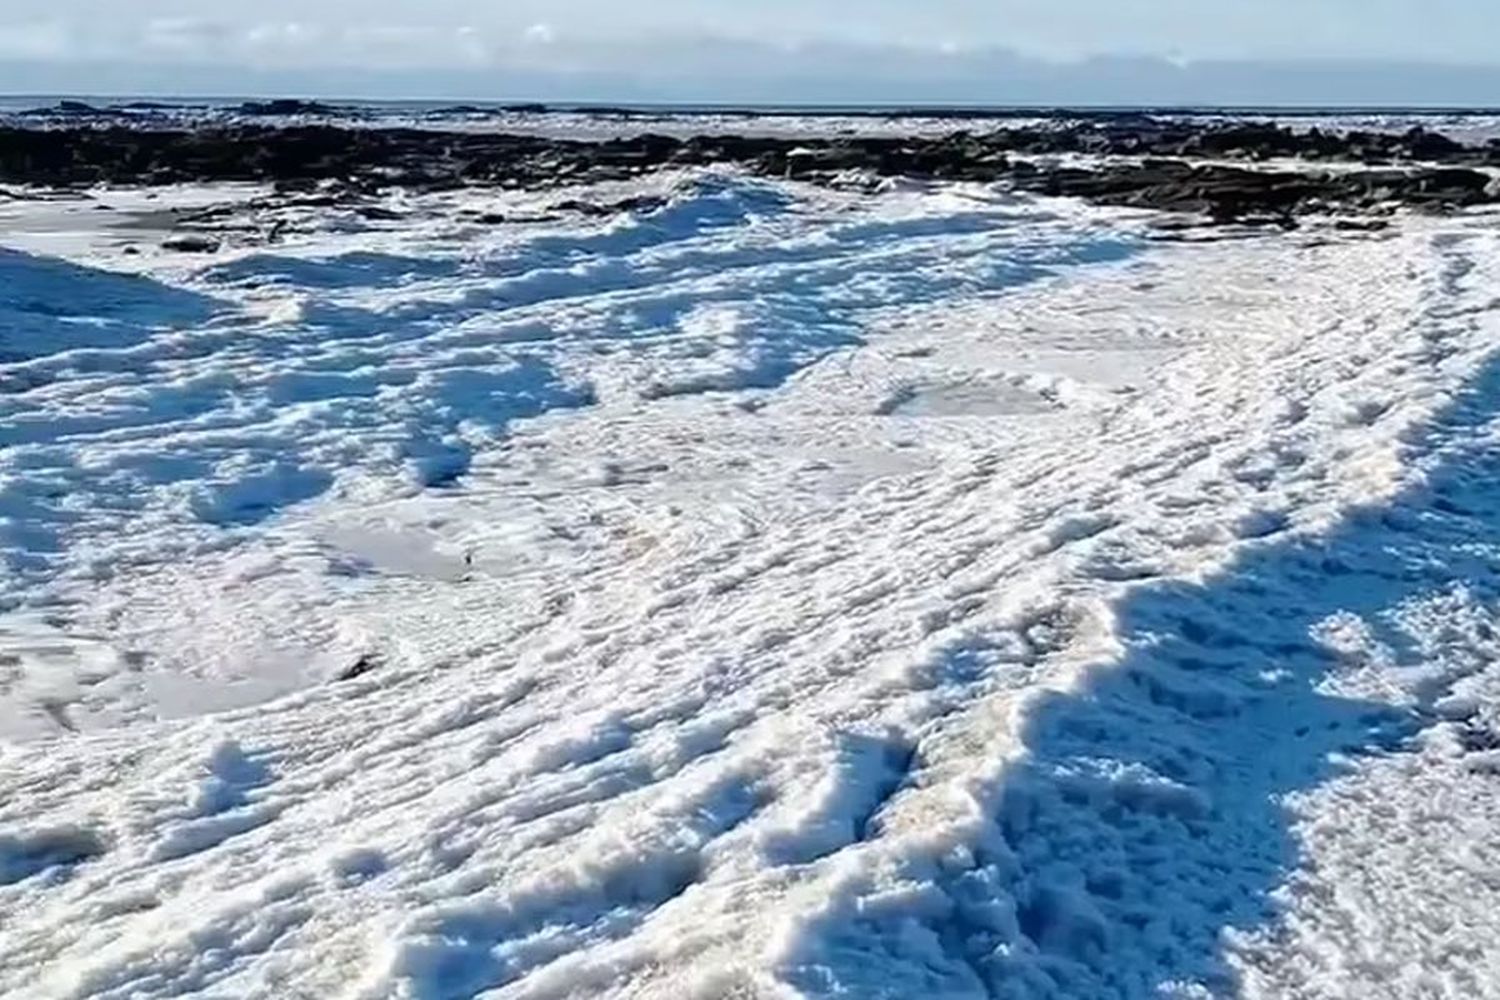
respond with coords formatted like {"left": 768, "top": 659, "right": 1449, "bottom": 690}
{"left": 2, "top": 119, "right": 1497, "bottom": 222}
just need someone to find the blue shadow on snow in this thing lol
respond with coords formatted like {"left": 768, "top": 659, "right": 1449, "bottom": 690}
{"left": 0, "top": 246, "right": 220, "bottom": 364}
{"left": 784, "top": 351, "right": 1500, "bottom": 996}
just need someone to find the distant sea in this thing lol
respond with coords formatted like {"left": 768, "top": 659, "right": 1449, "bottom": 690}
{"left": 5, "top": 95, "right": 1500, "bottom": 118}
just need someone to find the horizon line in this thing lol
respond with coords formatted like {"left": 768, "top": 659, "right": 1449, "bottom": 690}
{"left": 7, "top": 94, "right": 1500, "bottom": 116}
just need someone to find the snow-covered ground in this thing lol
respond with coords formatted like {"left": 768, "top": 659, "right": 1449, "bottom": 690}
{"left": 1, "top": 170, "right": 1499, "bottom": 999}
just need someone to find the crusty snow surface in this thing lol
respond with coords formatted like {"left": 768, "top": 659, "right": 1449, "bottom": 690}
{"left": 1, "top": 170, "right": 1499, "bottom": 999}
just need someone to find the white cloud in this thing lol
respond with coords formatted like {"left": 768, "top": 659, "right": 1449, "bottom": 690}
{"left": 244, "top": 22, "right": 323, "bottom": 52}
{"left": 0, "top": 21, "right": 78, "bottom": 59}
{"left": 6, "top": 3, "right": 1500, "bottom": 75}
{"left": 141, "top": 18, "right": 232, "bottom": 54}
{"left": 3, "top": 6, "right": 1500, "bottom": 106}
{"left": 331, "top": 24, "right": 492, "bottom": 68}
{"left": 456, "top": 25, "right": 491, "bottom": 64}
{"left": 523, "top": 23, "right": 556, "bottom": 46}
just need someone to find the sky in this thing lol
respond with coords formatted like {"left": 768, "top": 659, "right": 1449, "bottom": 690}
{"left": 2, "top": 2, "right": 1499, "bottom": 105}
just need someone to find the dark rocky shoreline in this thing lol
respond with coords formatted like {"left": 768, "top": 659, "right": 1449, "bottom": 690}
{"left": 3, "top": 120, "right": 1499, "bottom": 224}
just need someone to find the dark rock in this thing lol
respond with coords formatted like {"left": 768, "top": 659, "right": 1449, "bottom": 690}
{"left": 0, "top": 119, "right": 1495, "bottom": 224}
{"left": 552, "top": 193, "right": 669, "bottom": 216}
{"left": 337, "top": 652, "right": 380, "bottom": 681}
{"left": 1399, "top": 126, "right": 1464, "bottom": 160}
{"left": 1409, "top": 167, "right": 1493, "bottom": 204}
{"left": 160, "top": 234, "right": 221, "bottom": 253}
{"left": 475, "top": 211, "right": 557, "bottom": 225}
{"left": 238, "top": 99, "right": 338, "bottom": 117}
{"left": 426, "top": 105, "right": 490, "bottom": 116}
{"left": 357, "top": 205, "right": 406, "bottom": 221}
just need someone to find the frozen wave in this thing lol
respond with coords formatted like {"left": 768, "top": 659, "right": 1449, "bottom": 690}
{"left": 0, "top": 174, "right": 1129, "bottom": 726}
{"left": 1, "top": 173, "right": 1499, "bottom": 999}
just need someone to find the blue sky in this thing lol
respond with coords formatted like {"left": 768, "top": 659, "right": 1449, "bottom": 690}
{"left": 2, "top": 2, "right": 1497, "bottom": 104}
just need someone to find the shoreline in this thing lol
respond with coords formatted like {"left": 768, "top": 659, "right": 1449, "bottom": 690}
{"left": 4, "top": 119, "right": 1500, "bottom": 226}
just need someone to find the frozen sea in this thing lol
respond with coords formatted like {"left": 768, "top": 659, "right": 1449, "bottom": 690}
{"left": 1, "top": 128, "right": 1499, "bottom": 998}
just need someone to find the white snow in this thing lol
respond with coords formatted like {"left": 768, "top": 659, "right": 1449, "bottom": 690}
{"left": 1, "top": 167, "right": 1499, "bottom": 999}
